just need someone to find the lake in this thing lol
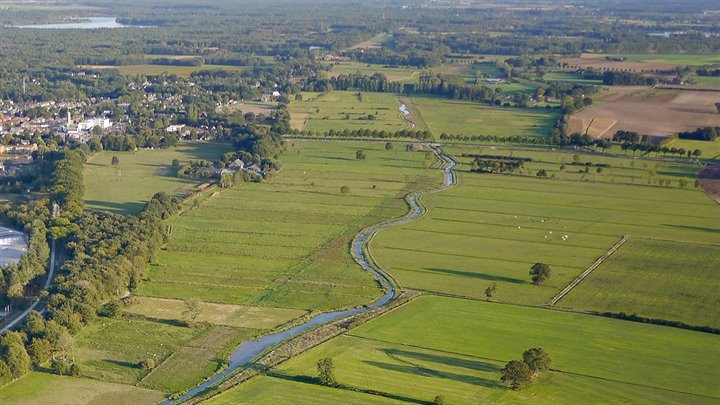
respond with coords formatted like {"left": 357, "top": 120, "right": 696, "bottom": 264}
{"left": 15, "top": 17, "right": 131, "bottom": 29}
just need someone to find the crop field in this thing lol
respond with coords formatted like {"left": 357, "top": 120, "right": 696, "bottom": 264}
{"left": 84, "top": 142, "right": 230, "bottom": 214}
{"left": 0, "top": 372, "right": 165, "bottom": 405}
{"left": 567, "top": 87, "right": 720, "bottom": 138}
{"left": 371, "top": 147, "right": 718, "bottom": 305}
{"left": 136, "top": 140, "right": 439, "bottom": 311}
{"left": 691, "top": 75, "right": 720, "bottom": 88}
{"left": 410, "top": 97, "right": 557, "bottom": 139}
{"left": 559, "top": 238, "right": 720, "bottom": 328}
{"left": 289, "top": 91, "right": 409, "bottom": 133}
{"left": 257, "top": 296, "right": 719, "bottom": 404}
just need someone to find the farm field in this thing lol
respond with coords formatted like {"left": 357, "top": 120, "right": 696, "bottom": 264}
{"left": 410, "top": 96, "right": 557, "bottom": 139}
{"left": 664, "top": 138, "right": 720, "bottom": 159}
{"left": 561, "top": 53, "right": 720, "bottom": 71}
{"left": 559, "top": 238, "right": 720, "bottom": 328}
{"left": 260, "top": 296, "right": 720, "bottom": 404}
{"left": 371, "top": 147, "right": 719, "bottom": 305}
{"left": 289, "top": 91, "right": 410, "bottom": 133}
{"left": 137, "top": 140, "right": 440, "bottom": 311}
{"left": 84, "top": 142, "right": 230, "bottom": 214}
{"left": 567, "top": 87, "right": 720, "bottom": 138}
{"left": 325, "top": 61, "right": 419, "bottom": 83}
{"left": 81, "top": 64, "right": 249, "bottom": 76}
{"left": 205, "top": 376, "right": 402, "bottom": 405}
{"left": 691, "top": 75, "right": 720, "bottom": 88}
{"left": 0, "top": 371, "right": 165, "bottom": 405}
{"left": 542, "top": 72, "right": 603, "bottom": 85}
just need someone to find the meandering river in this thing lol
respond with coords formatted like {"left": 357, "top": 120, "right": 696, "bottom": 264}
{"left": 166, "top": 145, "right": 457, "bottom": 404}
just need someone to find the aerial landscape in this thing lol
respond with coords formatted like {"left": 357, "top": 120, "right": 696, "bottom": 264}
{"left": 0, "top": 0, "right": 717, "bottom": 404}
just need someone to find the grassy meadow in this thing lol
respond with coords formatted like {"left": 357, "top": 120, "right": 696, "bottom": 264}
{"left": 542, "top": 72, "right": 603, "bottom": 85}
{"left": 81, "top": 64, "right": 249, "bottom": 77}
{"left": 84, "top": 142, "right": 230, "bottom": 214}
{"left": 0, "top": 372, "right": 165, "bottom": 405}
{"left": 559, "top": 238, "right": 720, "bottom": 327}
{"left": 663, "top": 138, "right": 720, "bottom": 159}
{"left": 289, "top": 91, "right": 409, "bottom": 133}
{"left": 410, "top": 97, "right": 557, "bottom": 138}
{"left": 137, "top": 140, "right": 440, "bottom": 310}
{"left": 250, "top": 296, "right": 719, "bottom": 404}
{"left": 370, "top": 147, "right": 719, "bottom": 305}
{"left": 325, "top": 61, "right": 419, "bottom": 83}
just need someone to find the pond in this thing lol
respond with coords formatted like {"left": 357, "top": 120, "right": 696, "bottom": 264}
{"left": 15, "top": 17, "right": 132, "bottom": 29}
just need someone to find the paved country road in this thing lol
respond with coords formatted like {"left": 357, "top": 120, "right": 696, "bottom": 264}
{"left": 0, "top": 240, "right": 57, "bottom": 334}
{"left": 167, "top": 145, "right": 458, "bottom": 404}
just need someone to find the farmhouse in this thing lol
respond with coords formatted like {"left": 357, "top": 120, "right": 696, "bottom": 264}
{"left": 228, "top": 159, "right": 245, "bottom": 170}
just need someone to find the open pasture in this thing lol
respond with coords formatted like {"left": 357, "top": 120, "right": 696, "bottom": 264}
{"left": 663, "top": 138, "right": 720, "bottom": 159}
{"left": 567, "top": 87, "right": 720, "bottom": 138}
{"left": 137, "top": 140, "right": 440, "bottom": 311}
{"left": 325, "top": 61, "right": 419, "bottom": 83}
{"left": 261, "top": 296, "right": 720, "bottom": 404}
{"left": 559, "top": 238, "right": 720, "bottom": 328}
{"left": 410, "top": 96, "right": 557, "bottom": 139}
{"left": 371, "top": 147, "right": 718, "bottom": 305}
{"left": 560, "top": 53, "right": 719, "bottom": 72}
{"left": 84, "top": 142, "right": 230, "bottom": 215}
{"left": 542, "top": 72, "right": 603, "bottom": 85}
{"left": 0, "top": 372, "right": 165, "bottom": 405}
{"left": 81, "top": 64, "right": 249, "bottom": 77}
{"left": 206, "top": 375, "right": 402, "bottom": 405}
{"left": 125, "top": 296, "right": 306, "bottom": 329}
{"left": 290, "top": 91, "right": 409, "bottom": 133}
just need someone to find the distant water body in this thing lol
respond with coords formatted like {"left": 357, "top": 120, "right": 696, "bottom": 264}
{"left": 15, "top": 17, "right": 132, "bottom": 29}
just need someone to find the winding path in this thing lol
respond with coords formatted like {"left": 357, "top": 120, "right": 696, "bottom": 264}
{"left": 167, "top": 145, "right": 457, "bottom": 404}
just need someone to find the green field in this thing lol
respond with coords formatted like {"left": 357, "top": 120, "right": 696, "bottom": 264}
{"left": 663, "top": 138, "right": 720, "bottom": 159}
{"left": 84, "top": 142, "right": 230, "bottom": 214}
{"left": 0, "top": 372, "right": 165, "bottom": 405}
{"left": 249, "top": 295, "right": 719, "bottom": 404}
{"left": 82, "top": 64, "right": 249, "bottom": 76}
{"left": 605, "top": 54, "right": 720, "bottom": 65}
{"left": 137, "top": 141, "right": 439, "bottom": 310}
{"left": 559, "top": 238, "right": 720, "bottom": 327}
{"left": 410, "top": 97, "right": 557, "bottom": 138}
{"left": 290, "top": 91, "right": 410, "bottom": 133}
{"left": 371, "top": 147, "right": 718, "bottom": 305}
{"left": 206, "top": 376, "right": 402, "bottom": 404}
{"left": 326, "top": 61, "right": 419, "bottom": 83}
{"left": 691, "top": 75, "right": 720, "bottom": 88}
{"left": 542, "top": 72, "right": 603, "bottom": 85}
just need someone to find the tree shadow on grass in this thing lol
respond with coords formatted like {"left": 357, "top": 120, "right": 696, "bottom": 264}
{"left": 662, "top": 224, "right": 720, "bottom": 234}
{"left": 363, "top": 360, "right": 501, "bottom": 388}
{"left": 85, "top": 200, "right": 145, "bottom": 215}
{"left": 102, "top": 359, "right": 139, "bottom": 369}
{"left": 423, "top": 267, "right": 527, "bottom": 284}
{"left": 383, "top": 349, "right": 501, "bottom": 373}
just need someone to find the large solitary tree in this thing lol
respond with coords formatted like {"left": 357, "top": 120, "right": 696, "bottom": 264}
{"left": 522, "top": 347, "right": 552, "bottom": 375}
{"left": 500, "top": 360, "right": 532, "bottom": 390}
{"left": 317, "top": 357, "right": 336, "bottom": 386}
{"left": 529, "top": 262, "right": 551, "bottom": 285}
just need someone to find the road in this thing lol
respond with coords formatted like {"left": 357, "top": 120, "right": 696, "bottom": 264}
{"left": 167, "top": 145, "right": 457, "bottom": 404}
{"left": 0, "top": 240, "right": 57, "bottom": 334}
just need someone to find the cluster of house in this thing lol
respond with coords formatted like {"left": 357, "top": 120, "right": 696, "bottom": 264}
{"left": 214, "top": 158, "right": 264, "bottom": 177}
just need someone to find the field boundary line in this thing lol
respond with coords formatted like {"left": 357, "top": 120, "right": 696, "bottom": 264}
{"left": 548, "top": 235, "right": 630, "bottom": 306}
{"left": 137, "top": 351, "right": 176, "bottom": 386}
